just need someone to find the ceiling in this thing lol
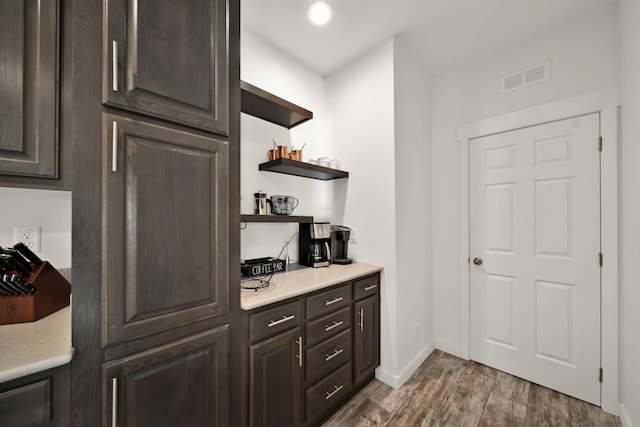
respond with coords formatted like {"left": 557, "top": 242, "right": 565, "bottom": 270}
{"left": 241, "top": 0, "right": 616, "bottom": 77}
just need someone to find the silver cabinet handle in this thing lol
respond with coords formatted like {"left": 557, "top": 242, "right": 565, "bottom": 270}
{"left": 268, "top": 314, "right": 295, "bottom": 327}
{"left": 358, "top": 308, "right": 364, "bottom": 332}
{"left": 364, "top": 284, "right": 378, "bottom": 291}
{"left": 296, "top": 336, "right": 303, "bottom": 367}
{"left": 325, "top": 320, "right": 344, "bottom": 332}
{"left": 325, "top": 296, "right": 344, "bottom": 306}
{"left": 112, "top": 40, "right": 118, "bottom": 92}
{"left": 112, "top": 121, "right": 118, "bottom": 172}
{"left": 325, "top": 348, "right": 344, "bottom": 362}
{"left": 111, "top": 377, "right": 117, "bottom": 427}
{"left": 325, "top": 384, "right": 344, "bottom": 400}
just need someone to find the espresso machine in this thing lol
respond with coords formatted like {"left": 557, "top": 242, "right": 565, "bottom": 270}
{"left": 299, "top": 222, "right": 331, "bottom": 268}
{"left": 330, "top": 225, "right": 353, "bottom": 264}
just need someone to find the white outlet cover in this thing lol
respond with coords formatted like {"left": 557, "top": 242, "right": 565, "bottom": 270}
{"left": 13, "top": 226, "right": 42, "bottom": 253}
{"left": 349, "top": 228, "right": 358, "bottom": 244}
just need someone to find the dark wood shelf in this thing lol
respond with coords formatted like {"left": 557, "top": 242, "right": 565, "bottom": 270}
{"left": 241, "top": 214, "right": 313, "bottom": 223}
{"left": 241, "top": 80, "right": 313, "bottom": 129}
{"left": 258, "top": 158, "right": 349, "bottom": 181}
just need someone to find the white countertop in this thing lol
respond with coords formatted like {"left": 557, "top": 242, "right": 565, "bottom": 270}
{"left": 241, "top": 262, "right": 383, "bottom": 310}
{"left": 0, "top": 305, "right": 73, "bottom": 384}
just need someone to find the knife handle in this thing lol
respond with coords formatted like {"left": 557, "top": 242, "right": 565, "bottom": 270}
{"left": 11, "top": 274, "right": 35, "bottom": 294}
{"left": 0, "top": 254, "right": 31, "bottom": 276}
{"left": 13, "top": 243, "right": 43, "bottom": 266}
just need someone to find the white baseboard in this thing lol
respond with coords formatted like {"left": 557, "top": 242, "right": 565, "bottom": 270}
{"left": 376, "top": 341, "right": 435, "bottom": 389}
{"left": 620, "top": 404, "right": 634, "bottom": 427}
{"left": 435, "top": 340, "right": 463, "bottom": 359}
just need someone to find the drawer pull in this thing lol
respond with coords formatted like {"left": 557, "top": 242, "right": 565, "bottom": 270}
{"left": 112, "top": 121, "right": 118, "bottom": 172}
{"left": 268, "top": 314, "right": 295, "bottom": 327}
{"left": 363, "top": 284, "right": 378, "bottom": 291}
{"left": 112, "top": 377, "right": 117, "bottom": 427}
{"left": 296, "top": 336, "right": 303, "bottom": 367}
{"left": 325, "top": 320, "right": 344, "bottom": 332}
{"left": 325, "top": 384, "right": 344, "bottom": 400}
{"left": 325, "top": 348, "right": 344, "bottom": 361}
{"left": 112, "top": 40, "right": 118, "bottom": 92}
{"left": 325, "top": 296, "right": 344, "bottom": 306}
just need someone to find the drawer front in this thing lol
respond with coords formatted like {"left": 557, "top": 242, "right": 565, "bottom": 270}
{"left": 306, "top": 306, "right": 351, "bottom": 347}
{"left": 250, "top": 300, "right": 302, "bottom": 343}
{"left": 0, "top": 378, "right": 51, "bottom": 427}
{"left": 354, "top": 274, "right": 380, "bottom": 300}
{"left": 306, "top": 329, "right": 352, "bottom": 383}
{"left": 305, "top": 363, "right": 353, "bottom": 421}
{"left": 306, "top": 284, "right": 351, "bottom": 319}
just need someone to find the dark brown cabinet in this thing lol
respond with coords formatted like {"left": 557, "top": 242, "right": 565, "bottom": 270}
{"left": 0, "top": 364, "right": 70, "bottom": 427}
{"left": 102, "top": 113, "right": 229, "bottom": 346}
{"left": 0, "top": 0, "right": 59, "bottom": 179}
{"left": 69, "top": 0, "right": 239, "bottom": 424}
{"left": 353, "top": 295, "right": 380, "bottom": 385}
{"left": 249, "top": 327, "right": 303, "bottom": 427}
{"left": 103, "top": 328, "right": 229, "bottom": 427}
{"left": 241, "top": 272, "right": 381, "bottom": 427}
{"left": 104, "top": 0, "right": 229, "bottom": 135}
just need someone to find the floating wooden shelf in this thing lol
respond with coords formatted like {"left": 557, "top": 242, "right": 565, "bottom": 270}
{"left": 240, "top": 80, "right": 313, "bottom": 129}
{"left": 258, "top": 158, "right": 349, "bottom": 181}
{"left": 241, "top": 214, "right": 314, "bottom": 223}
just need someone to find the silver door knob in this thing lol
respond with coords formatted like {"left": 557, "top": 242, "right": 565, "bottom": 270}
{"left": 473, "top": 257, "right": 483, "bottom": 266}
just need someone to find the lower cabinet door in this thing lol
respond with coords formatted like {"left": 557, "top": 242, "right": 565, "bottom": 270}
{"left": 249, "top": 327, "right": 302, "bottom": 427}
{"left": 103, "top": 326, "right": 229, "bottom": 427}
{"left": 354, "top": 295, "right": 380, "bottom": 385}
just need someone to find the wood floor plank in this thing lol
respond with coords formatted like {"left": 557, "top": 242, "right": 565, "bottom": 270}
{"left": 321, "top": 350, "right": 622, "bottom": 427}
{"left": 431, "top": 362, "right": 496, "bottom": 426}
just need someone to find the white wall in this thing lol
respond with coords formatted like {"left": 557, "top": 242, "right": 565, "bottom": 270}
{"left": 327, "top": 38, "right": 434, "bottom": 387}
{"left": 326, "top": 40, "right": 398, "bottom": 382}
{"left": 240, "top": 28, "right": 335, "bottom": 261}
{"left": 618, "top": 1, "right": 640, "bottom": 425}
{"left": 0, "top": 188, "right": 71, "bottom": 268}
{"left": 431, "top": 4, "right": 620, "bottom": 355}
{"left": 392, "top": 38, "right": 434, "bottom": 379}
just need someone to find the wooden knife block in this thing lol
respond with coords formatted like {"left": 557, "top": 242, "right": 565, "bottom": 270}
{"left": 0, "top": 262, "right": 71, "bottom": 325}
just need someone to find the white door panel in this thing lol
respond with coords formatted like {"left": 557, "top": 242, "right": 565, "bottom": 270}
{"left": 470, "top": 113, "right": 600, "bottom": 405}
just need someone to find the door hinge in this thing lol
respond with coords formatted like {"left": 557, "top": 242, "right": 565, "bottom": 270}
{"left": 599, "top": 368, "right": 603, "bottom": 383}
{"left": 598, "top": 137, "right": 603, "bottom": 152}
{"left": 599, "top": 252, "right": 603, "bottom": 267}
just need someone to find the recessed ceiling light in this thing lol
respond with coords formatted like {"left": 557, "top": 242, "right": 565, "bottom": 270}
{"left": 307, "top": 1, "right": 333, "bottom": 26}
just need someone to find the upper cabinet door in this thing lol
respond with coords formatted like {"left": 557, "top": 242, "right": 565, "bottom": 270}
{"left": 103, "top": 113, "right": 229, "bottom": 346}
{"left": 104, "top": 0, "right": 229, "bottom": 135}
{"left": 0, "top": 0, "right": 58, "bottom": 178}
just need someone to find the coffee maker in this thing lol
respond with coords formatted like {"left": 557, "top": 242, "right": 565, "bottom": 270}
{"left": 299, "top": 222, "right": 331, "bottom": 268}
{"left": 330, "top": 225, "right": 353, "bottom": 265}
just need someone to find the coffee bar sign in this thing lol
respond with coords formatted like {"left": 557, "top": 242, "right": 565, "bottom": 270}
{"left": 241, "top": 258, "right": 286, "bottom": 278}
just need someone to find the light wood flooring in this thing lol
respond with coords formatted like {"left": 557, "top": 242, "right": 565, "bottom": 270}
{"left": 322, "top": 350, "right": 621, "bottom": 426}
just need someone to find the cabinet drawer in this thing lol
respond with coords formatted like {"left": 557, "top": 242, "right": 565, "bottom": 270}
{"left": 306, "top": 284, "right": 351, "bottom": 319}
{"left": 306, "top": 306, "right": 351, "bottom": 346}
{"left": 354, "top": 275, "right": 380, "bottom": 300}
{"left": 306, "top": 329, "right": 351, "bottom": 384}
{"left": 0, "top": 378, "right": 51, "bottom": 427}
{"left": 305, "top": 363, "right": 353, "bottom": 421}
{"left": 250, "top": 301, "right": 302, "bottom": 343}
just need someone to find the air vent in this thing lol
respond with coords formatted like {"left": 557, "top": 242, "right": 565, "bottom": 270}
{"left": 501, "top": 62, "right": 550, "bottom": 94}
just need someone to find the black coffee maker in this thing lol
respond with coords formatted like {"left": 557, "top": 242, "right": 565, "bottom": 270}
{"left": 330, "top": 225, "right": 353, "bottom": 265}
{"left": 299, "top": 222, "right": 331, "bottom": 268}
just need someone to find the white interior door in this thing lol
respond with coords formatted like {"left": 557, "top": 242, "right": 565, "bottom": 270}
{"left": 469, "top": 113, "right": 601, "bottom": 405}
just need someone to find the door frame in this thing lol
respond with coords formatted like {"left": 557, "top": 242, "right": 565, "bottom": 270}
{"left": 456, "top": 86, "right": 619, "bottom": 414}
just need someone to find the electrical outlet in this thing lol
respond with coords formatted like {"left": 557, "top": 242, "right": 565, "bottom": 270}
{"left": 13, "top": 226, "right": 41, "bottom": 253}
{"left": 349, "top": 228, "right": 358, "bottom": 244}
